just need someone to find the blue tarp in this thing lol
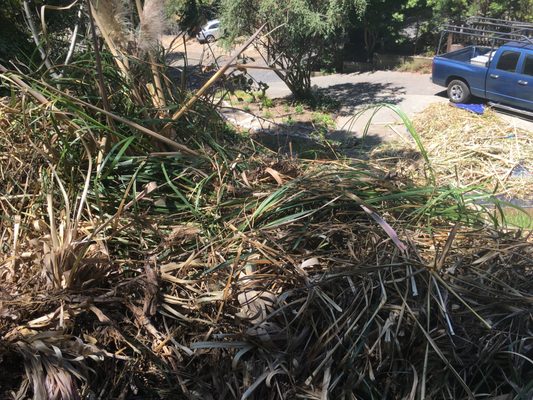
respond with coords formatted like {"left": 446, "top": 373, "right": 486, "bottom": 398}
{"left": 451, "top": 103, "right": 485, "bottom": 115}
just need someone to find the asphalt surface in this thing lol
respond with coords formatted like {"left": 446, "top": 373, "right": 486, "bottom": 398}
{"left": 163, "top": 37, "right": 533, "bottom": 138}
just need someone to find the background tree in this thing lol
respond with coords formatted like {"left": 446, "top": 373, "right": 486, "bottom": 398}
{"left": 165, "top": 0, "right": 219, "bottom": 34}
{"left": 424, "top": 0, "right": 533, "bottom": 23}
{"left": 362, "top": 0, "right": 533, "bottom": 58}
{"left": 470, "top": 0, "right": 533, "bottom": 20}
{"left": 359, "top": 0, "right": 409, "bottom": 61}
{"left": 220, "top": 0, "right": 366, "bottom": 102}
{"left": 0, "top": 0, "right": 32, "bottom": 63}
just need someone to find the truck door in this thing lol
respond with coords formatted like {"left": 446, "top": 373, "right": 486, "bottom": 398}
{"left": 486, "top": 49, "right": 527, "bottom": 109}
{"left": 514, "top": 53, "right": 533, "bottom": 110}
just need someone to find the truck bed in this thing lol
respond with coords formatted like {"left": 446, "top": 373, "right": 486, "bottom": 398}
{"left": 439, "top": 46, "right": 494, "bottom": 65}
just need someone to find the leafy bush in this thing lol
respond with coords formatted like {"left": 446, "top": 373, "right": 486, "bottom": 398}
{"left": 260, "top": 94, "right": 273, "bottom": 108}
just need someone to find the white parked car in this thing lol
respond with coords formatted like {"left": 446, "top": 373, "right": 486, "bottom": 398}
{"left": 196, "top": 19, "right": 221, "bottom": 43}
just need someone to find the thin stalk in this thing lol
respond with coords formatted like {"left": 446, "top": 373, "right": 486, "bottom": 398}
{"left": 163, "top": 23, "right": 268, "bottom": 128}
{"left": 181, "top": 35, "right": 188, "bottom": 92}
{"left": 87, "top": 0, "right": 114, "bottom": 165}
{"left": 63, "top": 4, "right": 83, "bottom": 67}
{"left": 22, "top": 0, "right": 59, "bottom": 78}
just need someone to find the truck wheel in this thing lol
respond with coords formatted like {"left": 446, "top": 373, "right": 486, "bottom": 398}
{"left": 206, "top": 35, "right": 215, "bottom": 43}
{"left": 447, "top": 80, "right": 471, "bottom": 103}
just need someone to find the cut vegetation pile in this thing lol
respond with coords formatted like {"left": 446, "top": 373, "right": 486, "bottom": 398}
{"left": 1, "top": 3, "right": 532, "bottom": 399}
{"left": 373, "top": 103, "right": 533, "bottom": 199}
{"left": 1, "top": 90, "right": 532, "bottom": 399}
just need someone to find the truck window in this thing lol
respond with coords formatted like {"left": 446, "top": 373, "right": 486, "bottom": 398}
{"left": 496, "top": 51, "right": 520, "bottom": 72}
{"left": 523, "top": 55, "right": 533, "bottom": 77}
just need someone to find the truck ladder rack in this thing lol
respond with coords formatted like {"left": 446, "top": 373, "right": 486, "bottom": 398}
{"left": 465, "top": 16, "right": 533, "bottom": 32}
{"left": 437, "top": 16, "right": 533, "bottom": 55}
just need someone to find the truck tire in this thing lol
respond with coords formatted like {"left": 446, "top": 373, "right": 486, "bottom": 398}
{"left": 206, "top": 35, "right": 215, "bottom": 43}
{"left": 447, "top": 80, "right": 471, "bottom": 103}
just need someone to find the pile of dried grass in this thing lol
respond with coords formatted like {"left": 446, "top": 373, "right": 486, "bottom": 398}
{"left": 1, "top": 4, "right": 532, "bottom": 397}
{"left": 1, "top": 91, "right": 532, "bottom": 399}
{"left": 373, "top": 103, "right": 533, "bottom": 199}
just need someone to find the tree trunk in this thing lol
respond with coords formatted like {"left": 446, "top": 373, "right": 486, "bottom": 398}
{"left": 364, "top": 24, "right": 377, "bottom": 63}
{"left": 285, "top": 69, "right": 313, "bottom": 101}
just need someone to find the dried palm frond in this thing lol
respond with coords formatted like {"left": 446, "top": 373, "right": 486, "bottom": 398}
{"left": 6, "top": 330, "right": 106, "bottom": 400}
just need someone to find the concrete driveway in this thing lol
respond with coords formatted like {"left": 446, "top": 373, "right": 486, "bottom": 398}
{"left": 299, "top": 71, "right": 448, "bottom": 143}
{"left": 268, "top": 70, "right": 533, "bottom": 141}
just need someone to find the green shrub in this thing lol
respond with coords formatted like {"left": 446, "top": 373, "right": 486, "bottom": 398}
{"left": 312, "top": 112, "right": 335, "bottom": 128}
{"left": 260, "top": 95, "right": 274, "bottom": 108}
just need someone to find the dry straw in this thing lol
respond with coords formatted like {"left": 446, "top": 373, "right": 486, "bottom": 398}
{"left": 373, "top": 103, "right": 533, "bottom": 199}
{"left": 1, "top": 91, "right": 532, "bottom": 398}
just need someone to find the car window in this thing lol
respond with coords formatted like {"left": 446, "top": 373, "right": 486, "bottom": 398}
{"left": 496, "top": 51, "right": 520, "bottom": 72}
{"left": 210, "top": 23, "right": 219, "bottom": 29}
{"left": 523, "top": 55, "right": 533, "bottom": 77}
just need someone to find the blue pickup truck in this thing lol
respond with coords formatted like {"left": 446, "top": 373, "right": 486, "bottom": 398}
{"left": 431, "top": 42, "right": 533, "bottom": 113}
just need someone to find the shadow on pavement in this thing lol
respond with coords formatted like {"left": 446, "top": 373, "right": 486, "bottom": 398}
{"left": 320, "top": 82, "right": 406, "bottom": 116}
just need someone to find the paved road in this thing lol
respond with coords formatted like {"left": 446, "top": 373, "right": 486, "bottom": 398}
{"left": 163, "top": 37, "right": 282, "bottom": 86}
{"left": 163, "top": 37, "right": 533, "bottom": 138}
{"left": 267, "top": 70, "right": 439, "bottom": 99}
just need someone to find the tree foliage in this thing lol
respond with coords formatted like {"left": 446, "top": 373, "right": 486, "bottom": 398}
{"left": 165, "top": 0, "right": 219, "bottom": 33}
{"left": 359, "top": 0, "right": 408, "bottom": 61}
{"left": 355, "top": 0, "right": 532, "bottom": 59}
{"left": 220, "top": 0, "right": 366, "bottom": 101}
{"left": 412, "top": 0, "right": 533, "bottom": 23}
{"left": 0, "top": 0, "right": 31, "bottom": 63}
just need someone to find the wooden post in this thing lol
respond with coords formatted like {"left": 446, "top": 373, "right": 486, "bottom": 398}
{"left": 446, "top": 32, "right": 454, "bottom": 53}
